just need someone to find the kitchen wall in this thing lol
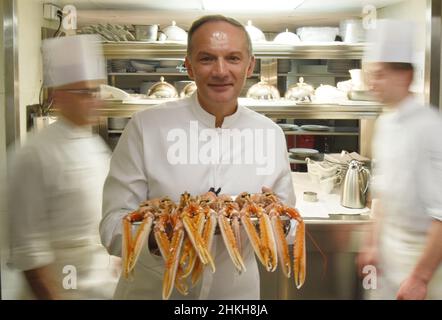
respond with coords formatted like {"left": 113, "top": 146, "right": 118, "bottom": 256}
{"left": 17, "top": 0, "right": 45, "bottom": 142}
{"left": 378, "top": 0, "right": 426, "bottom": 100}
{"left": 0, "top": 0, "right": 9, "bottom": 300}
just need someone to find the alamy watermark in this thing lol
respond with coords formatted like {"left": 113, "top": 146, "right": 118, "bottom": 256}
{"left": 362, "top": 264, "right": 377, "bottom": 290}
{"left": 62, "top": 265, "right": 77, "bottom": 290}
{"left": 166, "top": 121, "right": 276, "bottom": 176}
{"left": 362, "top": 4, "right": 377, "bottom": 30}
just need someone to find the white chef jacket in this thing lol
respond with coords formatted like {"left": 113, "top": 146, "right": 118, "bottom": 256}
{"left": 100, "top": 93, "right": 295, "bottom": 300}
{"left": 8, "top": 117, "right": 119, "bottom": 299}
{"left": 371, "top": 95, "right": 442, "bottom": 299}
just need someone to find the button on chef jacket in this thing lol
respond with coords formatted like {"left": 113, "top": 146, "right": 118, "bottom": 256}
{"left": 371, "top": 95, "right": 442, "bottom": 298}
{"left": 8, "top": 117, "right": 119, "bottom": 299}
{"left": 100, "top": 93, "right": 295, "bottom": 299}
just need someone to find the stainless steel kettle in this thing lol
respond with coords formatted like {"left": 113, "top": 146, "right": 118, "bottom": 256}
{"left": 340, "top": 160, "right": 370, "bottom": 209}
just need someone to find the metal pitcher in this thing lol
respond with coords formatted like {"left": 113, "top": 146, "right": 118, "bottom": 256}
{"left": 340, "top": 160, "right": 370, "bottom": 209}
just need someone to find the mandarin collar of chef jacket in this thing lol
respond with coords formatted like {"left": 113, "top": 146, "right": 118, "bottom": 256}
{"left": 189, "top": 92, "right": 242, "bottom": 129}
{"left": 388, "top": 94, "right": 421, "bottom": 122}
{"left": 56, "top": 115, "right": 94, "bottom": 139}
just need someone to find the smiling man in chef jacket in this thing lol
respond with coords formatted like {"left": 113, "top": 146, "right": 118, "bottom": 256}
{"left": 357, "top": 20, "right": 442, "bottom": 300}
{"left": 7, "top": 35, "right": 119, "bottom": 299}
{"left": 100, "top": 15, "right": 295, "bottom": 300}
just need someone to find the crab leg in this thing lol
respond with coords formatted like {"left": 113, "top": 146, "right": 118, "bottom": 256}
{"left": 258, "top": 208, "right": 278, "bottom": 272}
{"left": 191, "top": 209, "right": 217, "bottom": 286}
{"left": 269, "top": 207, "right": 291, "bottom": 278}
{"left": 162, "top": 219, "right": 185, "bottom": 300}
{"left": 182, "top": 214, "right": 215, "bottom": 273}
{"left": 218, "top": 208, "right": 246, "bottom": 273}
{"left": 240, "top": 206, "right": 267, "bottom": 267}
{"left": 122, "top": 210, "right": 154, "bottom": 279}
{"left": 154, "top": 215, "right": 188, "bottom": 297}
{"left": 286, "top": 207, "right": 306, "bottom": 289}
{"left": 180, "top": 212, "right": 205, "bottom": 278}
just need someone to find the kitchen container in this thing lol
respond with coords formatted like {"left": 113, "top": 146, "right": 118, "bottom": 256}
{"left": 246, "top": 81, "right": 280, "bottom": 99}
{"left": 161, "top": 21, "right": 188, "bottom": 42}
{"left": 147, "top": 76, "right": 179, "bottom": 98}
{"left": 134, "top": 24, "right": 158, "bottom": 41}
{"left": 284, "top": 77, "right": 314, "bottom": 102}
{"left": 273, "top": 29, "right": 300, "bottom": 44}
{"left": 341, "top": 160, "right": 370, "bottom": 209}
{"left": 296, "top": 27, "right": 339, "bottom": 42}
{"left": 108, "top": 117, "right": 130, "bottom": 130}
{"left": 245, "top": 20, "right": 266, "bottom": 42}
{"left": 180, "top": 82, "right": 197, "bottom": 98}
{"left": 340, "top": 19, "right": 365, "bottom": 43}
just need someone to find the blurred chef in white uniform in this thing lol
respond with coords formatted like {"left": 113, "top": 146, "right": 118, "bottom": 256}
{"left": 8, "top": 35, "right": 119, "bottom": 299}
{"left": 357, "top": 20, "right": 442, "bottom": 299}
{"left": 100, "top": 15, "right": 295, "bottom": 299}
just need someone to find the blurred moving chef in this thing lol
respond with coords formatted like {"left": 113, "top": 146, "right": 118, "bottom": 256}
{"left": 8, "top": 35, "right": 119, "bottom": 299}
{"left": 357, "top": 20, "right": 442, "bottom": 299}
{"left": 100, "top": 15, "right": 295, "bottom": 299}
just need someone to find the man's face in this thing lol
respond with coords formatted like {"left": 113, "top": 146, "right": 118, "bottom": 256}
{"left": 185, "top": 21, "right": 255, "bottom": 108}
{"left": 54, "top": 84, "right": 102, "bottom": 125}
{"left": 365, "top": 62, "right": 412, "bottom": 105}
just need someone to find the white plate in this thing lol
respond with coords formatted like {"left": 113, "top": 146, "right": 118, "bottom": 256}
{"left": 278, "top": 124, "right": 299, "bottom": 131}
{"left": 300, "top": 125, "right": 331, "bottom": 131}
{"left": 289, "top": 148, "right": 319, "bottom": 157}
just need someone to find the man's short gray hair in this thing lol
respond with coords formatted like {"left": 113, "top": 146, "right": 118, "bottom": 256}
{"left": 187, "top": 15, "right": 253, "bottom": 57}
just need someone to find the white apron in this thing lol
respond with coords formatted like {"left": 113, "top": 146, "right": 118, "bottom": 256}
{"left": 370, "top": 222, "right": 442, "bottom": 300}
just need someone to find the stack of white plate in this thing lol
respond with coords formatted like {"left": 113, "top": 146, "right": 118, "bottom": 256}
{"left": 131, "top": 60, "right": 156, "bottom": 72}
{"left": 289, "top": 148, "right": 319, "bottom": 160}
{"left": 300, "top": 124, "right": 331, "bottom": 131}
{"left": 278, "top": 124, "right": 299, "bottom": 131}
{"left": 111, "top": 60, "right": 129, "bottom": 73}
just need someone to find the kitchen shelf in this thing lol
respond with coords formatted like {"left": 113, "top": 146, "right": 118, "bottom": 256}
{"left": 103, "top": 42, "right": 366, "bottom": 60}
{"left": 108, "top": 72, "right": 188, "bottom": 76}
{"left": 283, "top": 127, "right": 359, "bottom": 136}
{"left": 278, "top": 73, "right": 351, "bottom": 77}
{"left": 108, "top": 72, "right": 261, "bottom": 77}
{"left": 96, "top": 99, "right": 384, "bottom": 119}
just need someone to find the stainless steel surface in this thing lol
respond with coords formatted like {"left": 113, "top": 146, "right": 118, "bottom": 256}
{"left": 260, "top": 58, "right": 277, "bottom": 86}
{"left": 425, "top": 0, "right": 441, "bottom": 108}
{"left": 347, "top": 90, "right": 376, "bottom": 101}
{"left": 93, "top": 101, "right": 384, "bottom": 119}
{"left": 180, "top": 81, "right": 197, "bottom": 98}
{"left": 147, "top": 76, "right": 178, "bottom": 98}
{"left": 103, "top": 42, "right": 366, "bottom": 60}
{"left": 4, "top": 0, "right": 19, "bottom": 147}
{"left": 134, "top": 24, "right": 158, "bottom": 41}
{"left": 260, "top": 220, "right": 372, "bottom": 300}
{"left": 284, "top": 77, "right": 315, "bottom": 102}
{"left": 246, "top": 81, "right": 280, "bottom": 100}
{"left": 340, "top": 160, "right": 370, "bottom": 209}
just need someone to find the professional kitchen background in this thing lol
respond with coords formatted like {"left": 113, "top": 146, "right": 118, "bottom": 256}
{"left": 0, "top": 0, "right": 441, "bottom": 299}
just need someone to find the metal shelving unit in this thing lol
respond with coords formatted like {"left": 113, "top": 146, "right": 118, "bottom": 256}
{"left": 100, "top": 41, "right": 381, "bottom": 158}
{"left": 103, "top": 42, "right": 365, "bottom": 60}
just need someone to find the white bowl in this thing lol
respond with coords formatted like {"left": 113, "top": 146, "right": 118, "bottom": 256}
{"left": 296, "top": 27, "right": 339, "bottom": 42}
{"left": 273, "top": 29, "right": 300, "bottom": 44}
{"left": 162, "top": 21, "right": 187, "bottom": 42}
{"left": 245, "top": 20, "right": 266, "bottom": 42}
{"left": 131, "top": 60, "right": 156, "bottom": 72}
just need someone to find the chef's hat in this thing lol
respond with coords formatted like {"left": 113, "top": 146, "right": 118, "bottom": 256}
{"left": 42, "top": 34, "right": 106, "bottom": 88}
{"left": 363, "top": 19, "right": 415, "bottom": 64}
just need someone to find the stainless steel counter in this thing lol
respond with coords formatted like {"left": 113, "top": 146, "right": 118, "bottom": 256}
{"left": 259, "top": 217, "right": 372, "bottom": 300}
